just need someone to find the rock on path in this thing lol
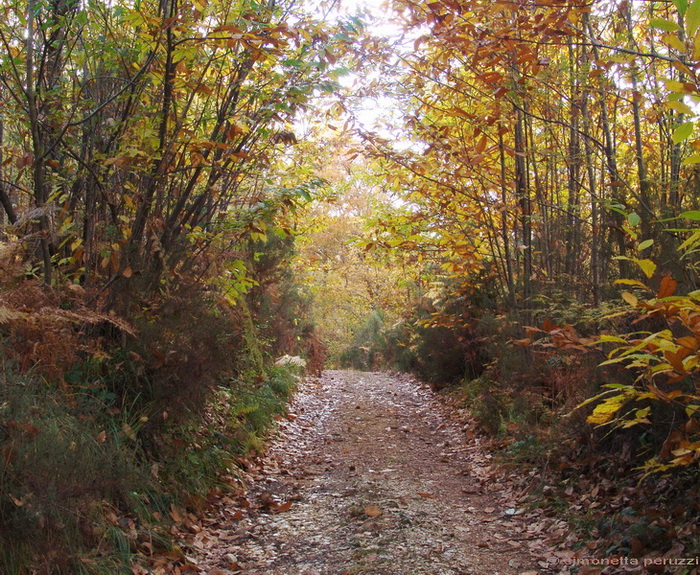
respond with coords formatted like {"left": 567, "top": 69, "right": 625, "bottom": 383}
{"left": 195, "top": 370, "right": 545, "bottom": 575}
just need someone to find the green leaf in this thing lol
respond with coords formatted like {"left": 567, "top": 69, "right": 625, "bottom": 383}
{"left": 627, "top": 212, "right": 641, "bottom": 226}
{"left": 638, "top": 239, "right": 654, "bottom": 251}
{"left": 602, "top": 383, "right": 636, "bottom": 389}
{"left": 651, "top": 18, "right": 682, "bottom": 31}
{"left": 596, "top": 335, "right": 629, "bottom": 343}
{"left": 675, "top": 0, "right": 689, "bottom": 15}
{"left": 682, "top": 154, "right": 700, "bottom": 165}
{"left": 680, "top": 210, "right": 700, "bottom": 220}
{"left": 679, "top": 229, "right": 700, "bottom": 251}
{"left": 672, "top": 121, "right": 695, "bottom": 143}
{"left": 687, "top": 0, "right": 700, "bottom": 35}
{"left": 576, "top": 387, "right": 629, "bottom": 409}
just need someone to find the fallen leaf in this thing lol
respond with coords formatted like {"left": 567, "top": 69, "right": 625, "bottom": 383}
{"left": 417, "top": 492, "right": 435, "bottom": 498}
{"left": 364, "top": 506, "right": 383, "bottom": 517}
{"left": 274, "top": 501, "right": 293, "bottom": 513}
{"left": 169, "top": 505, "right": 184, "bottom": 523}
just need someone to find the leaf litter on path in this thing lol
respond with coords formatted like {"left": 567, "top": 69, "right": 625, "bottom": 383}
{"left": 188, "top": 370, "right": 564, "bottom": 575}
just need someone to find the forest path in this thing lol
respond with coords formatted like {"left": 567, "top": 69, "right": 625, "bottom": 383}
{"left": 194, "top": 370, "right": 555, "bottom": 575}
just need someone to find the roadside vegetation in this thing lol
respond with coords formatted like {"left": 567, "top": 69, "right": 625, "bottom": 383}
{"left": 3, "top": 0, "right": 700, "bottom": 570}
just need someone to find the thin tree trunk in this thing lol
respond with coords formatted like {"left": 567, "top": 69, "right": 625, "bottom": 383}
{"left": 0, "top": 118, "right": 18, "bottom": 226}
{"left": 514, "top": 107, "right": 532, "bottom": 304}
{"left": 584, "top": 13, "right": 628, "bottom": 277}
{"left": 498, "top": 128, "right": 515, "bottom": 307}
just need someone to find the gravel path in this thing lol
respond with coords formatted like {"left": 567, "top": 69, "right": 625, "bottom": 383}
{"left": 194, "top": 370, "right": 553, "bottom": 575}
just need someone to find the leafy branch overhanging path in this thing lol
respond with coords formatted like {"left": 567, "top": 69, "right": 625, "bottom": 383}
{"left": 191, "top": 371, "right": 566, "bottom": 575}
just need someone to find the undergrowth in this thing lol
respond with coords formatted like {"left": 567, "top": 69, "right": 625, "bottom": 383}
{"left": 0, "top": 357, "right": 300, "bottom": 574}
{"left": 0, "top": 363, "right": 149, "bottom": 574}
{"left": 434, "top": 295, "right": 700, "bottom": 568}
{"left": 0, "top": 267, "right": 304, "bottom": 574}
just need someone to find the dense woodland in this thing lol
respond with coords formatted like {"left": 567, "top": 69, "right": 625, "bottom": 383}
{"left": 0, "top": 0, "right": 699, "bottom": 570}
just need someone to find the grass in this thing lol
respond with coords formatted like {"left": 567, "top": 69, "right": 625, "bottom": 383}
{"left": 0, "top": 356, "right": 300, "bottom": 574}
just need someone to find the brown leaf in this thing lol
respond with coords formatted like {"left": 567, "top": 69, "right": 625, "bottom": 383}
{"left": 274, "top": 501, "right": 293, "bottom": 513}
{"left": 260, "top": 492, "right": 276, "bottom": 508}
{"left": 364, "top": 506, "right": 383, "bottom": 517}
{"left": 417, "top": 492, "right": 435, "bottom": 498}
{"left": 169, "top": 505, "right": 184, "bottom": 523}
{"left": 630, "top": 536, "right": 645, "bottom": 555}
{"left": 657, "top": 275, "right": 677, "bottom": 299}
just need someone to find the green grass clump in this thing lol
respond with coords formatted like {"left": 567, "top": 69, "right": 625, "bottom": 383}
{"left": 0, "top": 363, "right": 153, "bottom": 574}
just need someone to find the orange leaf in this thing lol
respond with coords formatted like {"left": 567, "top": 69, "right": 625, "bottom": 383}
{"left": 665, "top": 348, "right": 690, "bottom": 373}
{"left": 417, "top": 492, "right": 435, "bottom": 498}
{"left": 677, "top": 336, "right": 699, "bottom": 351}
{"left": 364, "top": 506, "right": 383, "bottom": 517}
{"left": 657, "top": 275, "right": 678, "bottom": 299}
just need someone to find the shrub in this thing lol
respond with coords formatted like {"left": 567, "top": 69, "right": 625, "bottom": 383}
{"left": 0, "top": 363, "right": 152, "bottom": 573}
{"left": 581, "top": 274, "right": 700, "bottom": 473}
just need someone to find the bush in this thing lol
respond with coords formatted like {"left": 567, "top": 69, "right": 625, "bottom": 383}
{"left": 0, "top": 363, "right": 152, "bottom": 574}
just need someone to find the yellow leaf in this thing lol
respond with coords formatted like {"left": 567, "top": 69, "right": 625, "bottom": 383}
{"left": 587, "top": 394, "right": 629, "bottom": 425}
{"left": 663, "top": 33, "right": 687, "bottom": 52}
{"left": 669, "top": 99, "right": 696, "bottom": 115}
{"left": 636, "top": 259, "right": 657, "bottom": 279}
{"left": 664, "top": 78, "right": 687, "bottom": 92}
{"left": 614, "top": 278, "right": 649, "bottom": 289}
{"left": 621, "top": 291, "right": 639, "bottom": 307}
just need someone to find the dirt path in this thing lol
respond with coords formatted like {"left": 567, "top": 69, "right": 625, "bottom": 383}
{"left": 193, "top": 371, "right": 559, "bottom": 575}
